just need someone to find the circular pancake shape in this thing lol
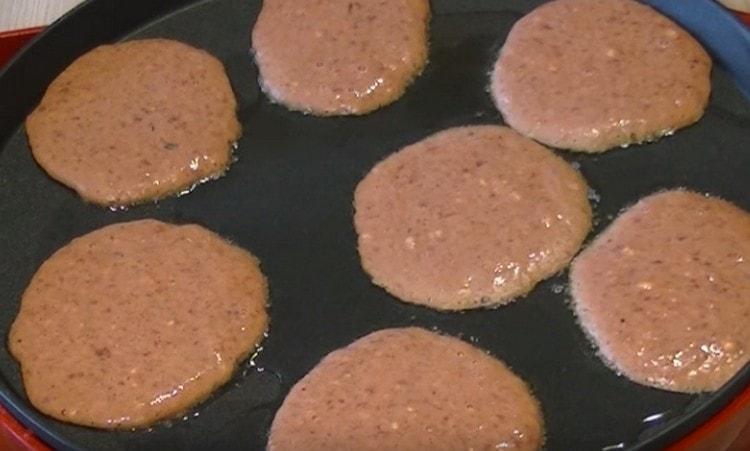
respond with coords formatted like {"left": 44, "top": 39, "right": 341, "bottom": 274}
{"left": 9, "top": 219, "right": 268, "bottom": 429}
{"left": 268, "top": 327, "right": 544, "bottom": 451}
{"left": 354, "top": 125, "right": 591, "bottom": 310}
{"left": 26, "top": 39, "right": 241, "bottom": 206}
{"left": 491, "top": 0, "right": 711, "bottom": 153}
{"left": 251, "top": 0, "right": 429, "bottom": 116}
{"left": 570, "top": 190, "right": 750, "bottom": 393}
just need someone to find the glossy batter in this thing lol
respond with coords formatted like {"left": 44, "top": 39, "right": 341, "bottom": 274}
{"left": 26, "top": 39, "right": 241, "bottom": 206}
{"left": 491, "top": 0, "right": 711, "bottom": 152}
{"left": 9, "top": 220, "right": 268, "bottom": 428}
{"left": 268, "top": 327, "right": 544, "bottom": 451}
{"left": 571, "top": 190, "right": 750, "bottom": 392}
{"left": 354, "top": 125, "right": 591, "bottom": 310}
{"left": 252, "top": 0, "right": 429, "bottom": 115}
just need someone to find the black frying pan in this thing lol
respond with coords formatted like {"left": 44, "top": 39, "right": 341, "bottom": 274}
{"left": 0, "top": 0, "right": 749, "bottom": 449}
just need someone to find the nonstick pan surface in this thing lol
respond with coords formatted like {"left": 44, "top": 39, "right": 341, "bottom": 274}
{"left": 0, "top": 0, "right": 749, "bottom": 450}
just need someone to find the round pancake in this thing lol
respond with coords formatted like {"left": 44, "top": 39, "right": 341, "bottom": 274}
{"left": 268, "top": 327, "right": 544, "bottom": 451}
{"left": 491, "top": 0, "right": 711, "bottom": 153}
{"left": 26, "top": 39, "right": 241, "bottom": 206}
{"left": 9, "top": 219, "right": 268, "bottom": 428}
{"left": 354, "top": 125, "right": 591, "bottom": 310}
{"left": 252, "top": 0, "right": 429, "bottom": 116}
{"left": 570, "top": 190, "right": 750, "bottom": 392}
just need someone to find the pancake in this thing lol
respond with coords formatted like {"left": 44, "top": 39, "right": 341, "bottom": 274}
{"left": 251, "top": 0, "right": 429, "bottom": 116}
{"left": 354, "top": 125, "right": 591, "bottom": 310}
{"left": 570, "top": 190, "right": 750, "bottom": 392}
{"left": 491, "top": 0, "right": 711, "bottom": 153}
{"left": 268, "top": 327, "right": 544, "bottom": 451}
{"left": 26, "top": 39, "right": 241, "bottom": 206}
{"left": 9, "top": 219, "right": 268, "bottom": 428}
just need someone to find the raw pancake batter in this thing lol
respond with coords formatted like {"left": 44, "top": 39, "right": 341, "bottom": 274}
{"left": 570, "top": 190, "right": 750, "bottom": 392}
{"left": 268, "top": 327, "right": 544, "bottom": 451}
{"left": 9, "top": 219, "right": 268, "bottom": 428}
{"left": 491, "top": 0, "right": 711, "bottom": 152}
{"left": 354, "top": 125, "right": 591, "bottom": 310}
{"left": 26, "top": 39, "right": 241, "bottom": 206}
{"left": 252, "top": 0, "right": 429, "bottom": 115}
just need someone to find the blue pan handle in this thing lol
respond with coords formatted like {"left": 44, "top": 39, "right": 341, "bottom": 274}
{"left": 642, "top": 0, "right": 750, "bottom": 100}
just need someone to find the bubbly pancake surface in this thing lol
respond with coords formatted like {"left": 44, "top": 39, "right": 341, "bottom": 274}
{"left": 252, "top": 0, "right": 430, "bottom": 115}
{"left": 491, "top": 0, "right": 711, "bottom": 152}
{"left": 26, "top": 39, "right": 241, "bottom": 206}
{"left": 268, "top": 327, "right": 544, "bottom": 451}
{"left": 9, "top": 219, "right": 268, "bottom": 428}
{"left": 570, "top": 190, "right": 750, "bottom": 392}
{"left": 354, "top": 125, "right": 591, "bottom": 310}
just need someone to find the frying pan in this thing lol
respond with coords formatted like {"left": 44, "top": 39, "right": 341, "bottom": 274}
{"left": 0, "top": 0, "right": 748, "bottom": 449}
